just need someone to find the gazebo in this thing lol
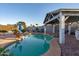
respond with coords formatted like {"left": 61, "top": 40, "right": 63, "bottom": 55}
{"left": 43, "top": 8, "right": 79, "bottom": 44}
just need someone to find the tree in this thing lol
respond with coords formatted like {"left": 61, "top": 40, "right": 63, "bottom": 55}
{"left": 35, "top": 24, "right": 39, "bottom": 32}
{"left": 36, "top": 24, "right": 38, "bottom": 27}
{"left": 17, "top": 21, "right": 27, "bottom": 33}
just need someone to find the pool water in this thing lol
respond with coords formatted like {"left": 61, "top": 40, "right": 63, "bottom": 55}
{"left": 1, "top": 34, "right": 53, "bottom": 56}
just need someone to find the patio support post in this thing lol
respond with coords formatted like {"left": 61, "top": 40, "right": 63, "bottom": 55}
{"left": 44, "top": 25, "right": 46, "bottom": 34}
{"left": 52, "top": 24, "right": 55, "bottom": 33}
{"left": 59, "top": 12, "right": 65, "bottom": 44}
{"left": 77, "top": 21, "right": 79, "bottom": 28}
{"left": 68, "top": 23, "right": 71, "bottom": 35}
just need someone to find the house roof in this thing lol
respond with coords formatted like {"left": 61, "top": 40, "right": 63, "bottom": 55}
{"left": 48, "top": 8, "right": 79, "bottom": 14}
{"left": 43, "top": 8, "right": 79, "bottom": 24}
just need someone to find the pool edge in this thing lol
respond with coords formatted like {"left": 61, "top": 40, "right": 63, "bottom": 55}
{"left": 42, "top": 38, "right": 61, "bottom": 56}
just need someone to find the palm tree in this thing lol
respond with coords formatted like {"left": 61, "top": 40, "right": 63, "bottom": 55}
{"left": 36, "top": 24, "right": 38, "bottom": 27}
{"left": 35, "top": 24, "right": 39, "bottom": 32}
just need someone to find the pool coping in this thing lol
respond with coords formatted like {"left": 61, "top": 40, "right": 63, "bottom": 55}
{"left": 32, "top": 33, "right": 61, "bottom": 56}
{"left": 42, "top": 38, "right": 61, "bottom": 56}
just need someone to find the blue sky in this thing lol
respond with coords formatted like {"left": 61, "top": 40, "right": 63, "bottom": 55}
{"left": 0, "top": 3, "right": 79, "bottom": 26}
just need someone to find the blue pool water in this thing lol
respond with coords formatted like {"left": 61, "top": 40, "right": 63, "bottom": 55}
{"left": 1, "top": 34, "right": 53, "bottom": 56}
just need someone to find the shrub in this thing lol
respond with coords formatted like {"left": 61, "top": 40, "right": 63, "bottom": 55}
{"left": 0, "top": 30, "right": 7, "bottom": 33}
{"left": 21, "top": 29, "right": 26, "bottom": 33}
{"left": 0, "top": 48, "right": 5, "bottom": 53}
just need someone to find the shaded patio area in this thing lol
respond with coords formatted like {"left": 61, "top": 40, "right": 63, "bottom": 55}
{"left": 61, "top": 34, "right": 79, "bottom": 56}
{"left": 43, "top": 8, "right": 79, "bottom": 44}
{"left": 43, "top": 8, "right": 79, "bottom": 56}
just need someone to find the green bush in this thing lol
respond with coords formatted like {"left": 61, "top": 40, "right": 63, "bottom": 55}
{"left": 21, "top": 29, "right": 26, "bottom": 33}
{"left": 0, "top": 30, "right": 7, "bottom": 33}
{"left": 0, "top": 48, "right": 5, "bottom": 53}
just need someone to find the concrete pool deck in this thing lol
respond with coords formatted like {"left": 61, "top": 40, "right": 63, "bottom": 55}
{"left": 43, "top": 38, "right": 61, "bottom": 56}
{"left": 61, "top": 34, "right": 79, "bottom": 56}
{"left": 0, "top": 38, "right": 17, "bottom": 48}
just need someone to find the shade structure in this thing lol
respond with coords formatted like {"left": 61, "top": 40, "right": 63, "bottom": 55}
{"left": 43, "top": 8, "right": 79, "bottom": 44}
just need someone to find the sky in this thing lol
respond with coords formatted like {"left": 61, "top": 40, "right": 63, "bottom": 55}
{"left": 0, "top": 3, "right": 79, "bottom": 26}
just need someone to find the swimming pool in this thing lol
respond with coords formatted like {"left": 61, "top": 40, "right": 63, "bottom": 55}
{"left": 1, "top": 34, "right": 53, "bottom": 56}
